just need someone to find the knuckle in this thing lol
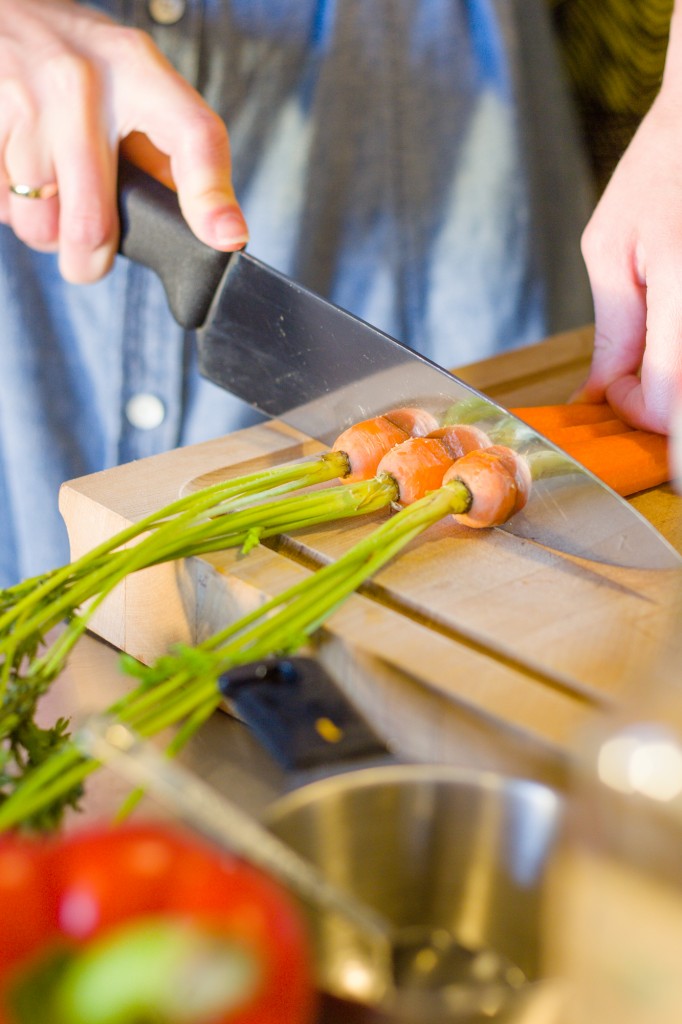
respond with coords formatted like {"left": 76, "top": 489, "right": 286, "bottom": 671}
{"left": 591, "top": 325, "right": 619, "bottom": 351}
{"left": 42, "top": 50, "right": 94, "bottom": 98}
{"left": 106, "top": 25, "right": 158, "bottom": 70}
{"left": 61, "top": 202, "right": 112, "bottom": 250}
{"left": 0, "top": 78, "right": 38, "bottom": 124}
{"left": 181, "top": 109, "right": 229, "bottom": 160}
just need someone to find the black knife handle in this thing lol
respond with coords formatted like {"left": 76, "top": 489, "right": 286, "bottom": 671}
{"left": 117, "top": 158, "right": 233, "bottom": 330}
{"left": 219, "top": 657, "right": 389, "bottom": 771}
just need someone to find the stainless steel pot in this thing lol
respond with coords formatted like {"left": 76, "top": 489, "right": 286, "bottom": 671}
{"left": 266, "top": 763, "right": 563, "bottom": 1023}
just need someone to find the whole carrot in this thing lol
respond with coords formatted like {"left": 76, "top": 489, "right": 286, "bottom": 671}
{"left": 509, "top": 402, "right": 623, "bottom": 433}
{"left": 550, "top": 419, "right": 633, "bottom": 444}
{"left": 560, "top": 431, "right": 670, "bottom": 496}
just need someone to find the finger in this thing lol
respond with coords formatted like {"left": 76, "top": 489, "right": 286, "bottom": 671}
{"left": 113, "top": 35, "right": 248, "bottom": 250}
{"left": 2, "top": 93, "right": 59, "bottom": 251}
{"left": 5, "top": 173, "right": 60, "bottom": 252}
{"left": 0, "top": 147, "right": 11, "bottom": 225}
{"left": 0, "top": 92, "right": 12, "bottom": 224}
{"left": 574, "top": 226, "right": 647, "bottom": 404}
{"left": 602, "top": 376, "right": 650, "bottom": 430}
{"left": 47, "top": 53, "right": 118, "bottom": 282}
{"left": 0, "top": 68, "right": 32, "bottom": 224}
{"left": 608, "top": 256, "right": 682, "bottom": 433}
{"left": 169, "top": 113, "right": 249, "bottom": 251}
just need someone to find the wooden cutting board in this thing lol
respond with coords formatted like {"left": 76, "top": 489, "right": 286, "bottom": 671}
{"left": 59, "top": 326, "right": 682, "bottom": 788}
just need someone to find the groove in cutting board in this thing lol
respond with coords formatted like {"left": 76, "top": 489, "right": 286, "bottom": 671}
{"left": 267, "top": 531, "right": 611, "bottom": 708}
{"left": 261, "top": 515, "right": 675, "bottom": 710}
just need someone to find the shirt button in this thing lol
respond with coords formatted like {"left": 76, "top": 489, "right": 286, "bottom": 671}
{"left": 125, "top": 393, "right": 166, "bottom": 430}
{"left": 148, "top": 0, "right": 186, "bottom": 25}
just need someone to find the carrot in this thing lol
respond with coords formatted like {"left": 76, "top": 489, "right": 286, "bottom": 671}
{"left": 333, "top": 408, "right": 442, "bottom": 483}
{"left": 559, "top": 431, "right": 670, "bottom": 496}
{"left": 377, "top": 436, "right": 455, "bottom": 505}
{"left": 427, "top": 424, "right": 492, "bottom": 458}
{"left": 509, "top": 403, "right": 625, "bottom": 434}
{"left": 442, "top": 448, "right": 520, "bottom": 528}
{"left": 551, "top": 419, "right": 633, "bottom": 444}
{"left": 332, "top": 416, "right": 409, "bottom": 482}
{"left": 484, "top": 445, "right": 532, "bottom": 515}
{"left": 384, "top": 407, "right": 439, "bottom": 437}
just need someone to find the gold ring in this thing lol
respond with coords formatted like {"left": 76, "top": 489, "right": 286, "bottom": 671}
{"left": 8, "top": 182, "right": 59, "bottom": 200}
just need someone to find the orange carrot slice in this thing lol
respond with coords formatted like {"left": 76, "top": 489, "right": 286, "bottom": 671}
{"left": 333, "top": 416, "right": 409, "bottom": 482}
{"left": 443, "top": 449, "right": 519, "bottom": 528}
{"left": 560, "top": 431, "right": 670, "bottom": 496}
{"left": 377, "top": 436, "right": 455, "bottom": 505}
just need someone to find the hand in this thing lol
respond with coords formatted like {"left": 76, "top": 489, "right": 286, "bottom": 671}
{"left": 0, "top": 0, "right": 248, "bottom": 284}
{"left": 577, "top": 25, "right": 682, "bottom": 435}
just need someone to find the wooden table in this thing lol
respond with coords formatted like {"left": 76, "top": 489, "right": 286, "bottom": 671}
{"left": 53, "top": 324, "right": 682, "bottom": 809}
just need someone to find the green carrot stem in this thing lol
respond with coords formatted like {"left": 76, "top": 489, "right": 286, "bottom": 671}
{"left": 0, "top": 473, "right": 395, "bottom": 812}
{"left": 112, "top": 482, "right": 470, "bottom": 737}
{"left": 0, "top": 479, "right": 471, "bottom": 831}
{"left": 1, "top": 456, "right": 358, "bottom": 658}
{"left": 0, "top": 742, "right": 84, "bottom": 809}
{"left": 0, "top": 449, "right": 349, "bottom": 645}
{"left": 0, "top": 759, "right": 99, "bottom": 828}
{"left": 115, "top": 696, "right": 218, "bottom": 822}
{"left": 16, "top": 475, "right": 397, "bottom": 689}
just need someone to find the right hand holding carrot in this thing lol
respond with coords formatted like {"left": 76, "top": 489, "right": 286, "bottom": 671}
{"left": 575, "top": 1, "right": 682, "bottom": 436}
{"left": 0, "top": 0, "right": 248, "bottom": 284}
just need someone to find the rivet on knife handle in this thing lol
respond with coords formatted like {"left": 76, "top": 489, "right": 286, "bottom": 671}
{"left": 117, "top": 158, "right": 233, "bottom": 330}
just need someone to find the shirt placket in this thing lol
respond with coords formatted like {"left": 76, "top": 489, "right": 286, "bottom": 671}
{"left": 117, "top": 0, "right": 205, "bottom": 462}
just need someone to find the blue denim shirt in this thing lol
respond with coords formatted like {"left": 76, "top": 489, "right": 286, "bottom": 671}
{"left": 0, "top": 0, "right": 594, "bottom": 585}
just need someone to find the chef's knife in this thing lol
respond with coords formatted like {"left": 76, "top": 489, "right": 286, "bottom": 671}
{"left": 117, "top": 160, "right": 681, "bottom": 570}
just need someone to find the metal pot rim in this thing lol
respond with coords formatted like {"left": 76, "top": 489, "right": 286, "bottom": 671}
{"left": 264, "top": 763, "right": 562, "bottom": 826}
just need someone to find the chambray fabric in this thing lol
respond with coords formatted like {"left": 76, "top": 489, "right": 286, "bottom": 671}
{"left": 0, "top": 0, "right": 594, "bottom": 585}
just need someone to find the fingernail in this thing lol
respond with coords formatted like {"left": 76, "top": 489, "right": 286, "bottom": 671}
{"left": 213, "top": 208, "right": 249, "bottom": 248}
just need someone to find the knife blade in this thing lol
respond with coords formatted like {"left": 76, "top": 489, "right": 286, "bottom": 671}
{"left": 117, "top": 160, "right": 681, "bottom": 570}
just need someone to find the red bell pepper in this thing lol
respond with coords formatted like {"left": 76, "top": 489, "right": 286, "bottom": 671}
{"left": 0, "top": 822, "right": 317, "bottom": 1024}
